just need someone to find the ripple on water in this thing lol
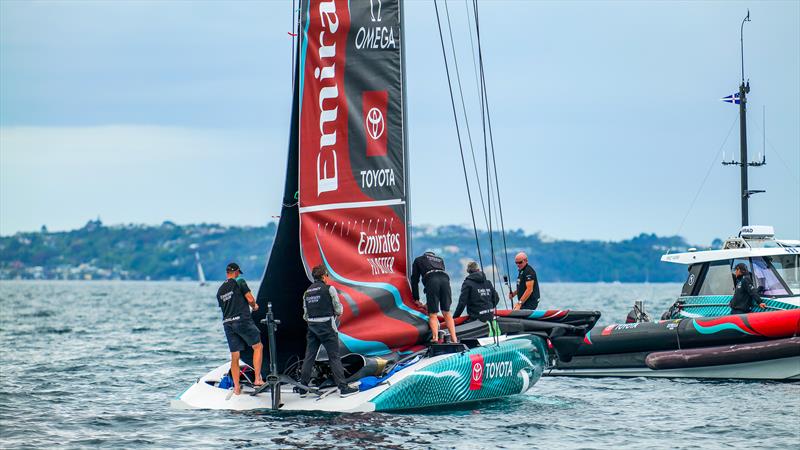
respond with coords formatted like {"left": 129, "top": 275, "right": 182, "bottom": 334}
{"left": 1, "top": 281, "right": 798, "bottom": 450}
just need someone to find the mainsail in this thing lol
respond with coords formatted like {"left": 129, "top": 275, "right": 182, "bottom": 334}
{"left": 255, "top": 0, "right": 428, "bottom": 370}
{"left": 195, "top": 252, "right": 206, "bottom": 286}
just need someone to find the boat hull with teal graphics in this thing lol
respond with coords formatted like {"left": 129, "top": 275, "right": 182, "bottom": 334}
{"left": 174, "top": 0, "right": 596, "bottom": 413}
{"left": 549, "top": 309, "right": 800, "bottom": 380}
{"left": 172, "top": 335, "right": 546, "bottom": 412}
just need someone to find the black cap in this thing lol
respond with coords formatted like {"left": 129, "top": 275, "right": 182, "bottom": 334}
{"left": 734, "top": 263, "right": 747, "bottom": 272}
{"left": 226, "top": 262, "right": 243, "bottom": 274}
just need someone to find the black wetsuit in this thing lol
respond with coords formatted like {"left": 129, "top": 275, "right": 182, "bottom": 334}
{"left": 299, "top": 280, "right": 348, "bottom": 390}
{"left": 454, "top": 271, "right": 499, "bottom": 322}
{"left": 516, "top": 264, "right": 541, "bottom": 310}
{"left": 729, "top": 273, "right": 762, "bottom": 314}
{"left": 410, "top": 252, "right": 452, "bottom": 313}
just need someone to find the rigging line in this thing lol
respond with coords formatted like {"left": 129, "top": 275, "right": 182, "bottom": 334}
{"left": 434, "top": 0, "right": 483, "bottom": 268}
{"left": 486, "top": 94, "right": 513, "bottom": 294}
{"left": 473, "top": 0, "right": 513, "bottom": 295}
{"left": 443, "top": 0, "right": 490, "bottom": 231}
{"left": 473, "top": 0, "right": 498, "bottom": 295}
{"left": 675, "top": 115, "right": 739, "bottom": 238}
{"left": 463, "top": 0, "right": 482, "bottom": 104}
{"left": 472, "top": 0, "right": 504, "bottom": 302}
{"left": 748, "top": 113, "right": 800, "bottom": 185}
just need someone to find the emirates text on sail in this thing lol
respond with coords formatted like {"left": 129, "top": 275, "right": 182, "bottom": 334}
{"left": 316, "top": 0, "right": 340, "bottom": 195}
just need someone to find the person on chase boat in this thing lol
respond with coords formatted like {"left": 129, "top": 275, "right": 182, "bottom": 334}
{"left": 729, "top": 263, "right": 767, "bottom": 315}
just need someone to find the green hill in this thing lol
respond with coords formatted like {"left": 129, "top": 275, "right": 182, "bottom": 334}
{"left": 0, "top": 220, "right": 697, "bottom": 282}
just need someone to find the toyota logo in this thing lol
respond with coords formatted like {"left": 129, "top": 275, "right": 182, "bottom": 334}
{"left": 366, "top": 107, "right": 385, "bottom": 141}
{"left": 472, "top": 361, "right": 483, "bottom": 382}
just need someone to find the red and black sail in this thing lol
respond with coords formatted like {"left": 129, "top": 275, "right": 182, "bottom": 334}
{"left": 255, "top": 0, "right": 427, "bottom": 368}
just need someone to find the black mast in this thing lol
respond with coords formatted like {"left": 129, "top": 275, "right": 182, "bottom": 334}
{"left": 723, "top": 10, "right": 764, "bottom": 227}
{"left": 738, "top": 11, "right": 751, "bottom": 226}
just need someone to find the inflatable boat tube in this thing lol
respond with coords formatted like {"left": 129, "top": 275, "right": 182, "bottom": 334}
{"left": 576, "top": 309, "right": 800, "bottom": 356}
{"left": 645, "top": 337, "right": 800, "bottom": 370}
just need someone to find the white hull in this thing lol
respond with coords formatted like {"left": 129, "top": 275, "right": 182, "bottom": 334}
{"left": 546, "top": 356, "right": 800, "bottom": 380}
{"left": 172, "top": 335, "right": 546, "bottom": 412}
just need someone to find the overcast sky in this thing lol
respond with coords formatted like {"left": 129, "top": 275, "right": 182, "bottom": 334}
{"left": 1, "top": 0, "right": 798, "bottom": 245}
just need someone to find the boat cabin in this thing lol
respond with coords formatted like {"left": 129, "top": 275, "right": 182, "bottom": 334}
{"left": 661, "top": 226, "right": 800, "bottom": 318}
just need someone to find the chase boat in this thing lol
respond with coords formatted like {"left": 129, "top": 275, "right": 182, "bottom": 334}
{"left": 549, "top": 228, "right": 799, "bottom": 380}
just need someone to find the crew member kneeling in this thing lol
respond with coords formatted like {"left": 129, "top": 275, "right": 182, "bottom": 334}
{"left": 454, "top": 261, "right": 501, "bottom": 336}
{"left": 299, "top": 265, "right": 358, "bottom": 398}
{"left": 411, "top": 251, "right": 458, "bottom": 343}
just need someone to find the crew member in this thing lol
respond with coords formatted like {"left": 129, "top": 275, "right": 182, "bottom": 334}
{"left": 299, "top": 265, "right": 358, "bottom": 398}
{"left": 410, "top": 251, "right": 458, "bottom": 343}
{"left": 729, "top": 263, "right": 767, "bottom": 314}
{"left": 216, "top": 262, "right": 264, "bottom": 395}
{"left": 454, "top": 261, "right": 501, "bottom": 336}
{"left": 508, "top": 252, "right": 541, "bottom": 310}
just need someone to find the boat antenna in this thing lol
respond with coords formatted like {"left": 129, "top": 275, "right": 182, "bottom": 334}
{"left": 740, "top": 10, "right": 749, "bottom": 84}
{"left": 721, "top": 9, "right": 764, "bottom": 227}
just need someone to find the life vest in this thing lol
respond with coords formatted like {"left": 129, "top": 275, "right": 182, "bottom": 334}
{"left": 304, "top": 280, "right": 335, "bottom": 319}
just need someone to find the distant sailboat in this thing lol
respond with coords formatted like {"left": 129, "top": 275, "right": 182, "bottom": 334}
{"left": 195, "top": 252, "right": 206, "bottom": 286}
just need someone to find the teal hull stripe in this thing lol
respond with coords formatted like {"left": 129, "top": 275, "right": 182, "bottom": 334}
{"left": 691, "top": 320, "right": 753, "bottom": 335}
{"left": 527, "top": 311, "right": 546, "bottom": 319}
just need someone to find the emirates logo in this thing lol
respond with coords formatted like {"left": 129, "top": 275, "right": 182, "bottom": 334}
{"left": 366, "top": 107, "right": 385, "bottom": 141}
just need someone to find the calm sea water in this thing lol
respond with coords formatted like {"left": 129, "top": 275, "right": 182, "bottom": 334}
{"left": 1, "top": 281, "right": 798, "bottom": 449}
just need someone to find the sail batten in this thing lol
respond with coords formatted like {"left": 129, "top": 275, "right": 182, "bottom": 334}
{"left": 298, "top": 199, "right": 405, "bottom": 214}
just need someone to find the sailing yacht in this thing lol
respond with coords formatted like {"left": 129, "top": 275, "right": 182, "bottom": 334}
{"left": 173, "top": 0, "right": 596, "bottom": 412}
{"left": 195, "top": 252, "right": 207, "bottom": 287}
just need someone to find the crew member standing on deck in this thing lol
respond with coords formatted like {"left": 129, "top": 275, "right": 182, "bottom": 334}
{"left": 216, "top": 262, "right": 264, "bottom": 395}
{"left": 508, "top": 252, "right": 541, "bottom": 310}
{"left": 411, "top": 251, "right": 458, "bottom": 343}
{"left": 729, "top": 263, "right": 767, "bottom": 314}
{"left": 299, "top": 265, "right": 358, "bottom": 398}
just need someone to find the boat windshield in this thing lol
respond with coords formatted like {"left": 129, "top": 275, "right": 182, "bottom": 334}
{"left": 751, "top": 257, "right": 790, "bottom": 296}
{"left": 697, "top": 260, "right": 734, "bottom": 295}
{"left": 763, "top": 254, "right": 799, "bottom": 296}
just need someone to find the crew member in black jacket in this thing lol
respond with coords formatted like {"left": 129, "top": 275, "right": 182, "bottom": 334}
{"left": 454, "top": 262, "right": 502, "bottom": 336}
{"left": 410, "top": 251, "right": 458, "bottom": 343}
{"left": 299, "top": 265, "right": 358, "bottom": 398}
{"left": 729, "top": 263, "right": 767, "bottom": 314}
{"left": 454, "top": 261, "right": 499, "bottom": 322}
